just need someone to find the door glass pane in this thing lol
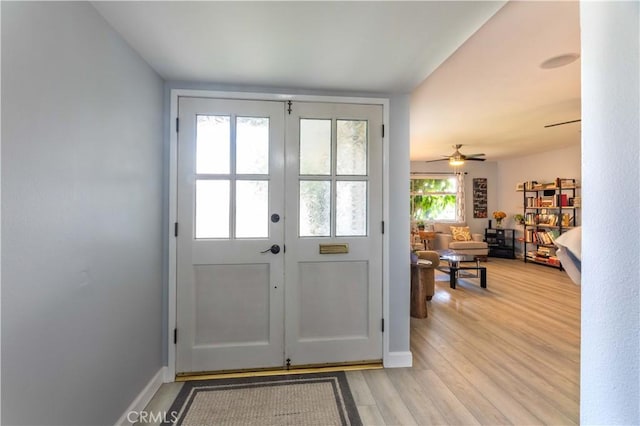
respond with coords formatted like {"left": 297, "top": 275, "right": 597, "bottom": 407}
{"left": 336, "top": 181, "right": 367, "bottom": 236}
{"left": 236, "top": 117, "right": 269, "bottom": 175}
{"left": 337, "top": 120, "right": 367, "bottom": 175}
{"left": 236, "top": 180, "right": 269, "bottom": 238}
{"left": 197, "top": 115, "right": 230, "bottom": 174}
{"left": 300, "top": 119, "right": 331, "bottom": 175}
{"left": 299, "top": 180, "right": 330, "bottom": 237}
{"left": 196, "top": 180, "right": 230, "bottom": 238}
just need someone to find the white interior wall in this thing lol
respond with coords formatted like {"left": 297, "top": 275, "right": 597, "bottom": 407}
{"left": 497, "top": 144, "right": 581, "bottom": 255}
{"left": 387, "top": 94, "right": 411, "bottom": 358}
{"left": 580, "top": 2, "right": 639, "bottom": 423}
{"left": 1, "top": 3, "right": 164, "bottom": 425}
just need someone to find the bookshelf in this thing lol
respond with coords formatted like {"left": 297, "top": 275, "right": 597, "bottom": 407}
{"left": 517, "top": 178, "right": 580, "bottom": 270}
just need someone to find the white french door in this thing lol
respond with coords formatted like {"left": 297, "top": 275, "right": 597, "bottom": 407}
{"left": 176, "top": 98, "right": 285, "bottom": 373}
{"left": 176, "top": 97, "right": 382, "bottom": 374}
{"left": 284, "top": 102, "right": 383, "bottom": 366}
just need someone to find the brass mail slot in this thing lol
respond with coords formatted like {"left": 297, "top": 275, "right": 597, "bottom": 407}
{"left": 319, "top": 243, "right": 349, "bottom": 254}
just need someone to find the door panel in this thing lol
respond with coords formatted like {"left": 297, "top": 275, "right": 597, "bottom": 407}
{"left": 176, "top": 98, "right": 285, "bottom": 373}
{"left": 297, "top": 261, "right": 369, "bottom": 340}
{"left": 285, "top": 102, "right": 383, "bottom": 366}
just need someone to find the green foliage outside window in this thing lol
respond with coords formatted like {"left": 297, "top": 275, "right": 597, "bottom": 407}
{"left": 410, "top": 178, "right": 457, "bottom": 221}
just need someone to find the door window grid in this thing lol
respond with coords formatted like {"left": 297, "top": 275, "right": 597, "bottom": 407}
{"left": 298, "top": 118, "right": 369, "bottom": 237}
{"left": 195, "top": 114, "right": 270, "bottom": 240}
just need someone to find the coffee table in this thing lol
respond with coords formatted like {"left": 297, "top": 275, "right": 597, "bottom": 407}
{"left": 437, "top": 252, "right": 487, "bottom": 289}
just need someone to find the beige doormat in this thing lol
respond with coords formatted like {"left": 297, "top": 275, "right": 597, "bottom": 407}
{"left": 162, "top": 372, "right": 362, "bottom": 426}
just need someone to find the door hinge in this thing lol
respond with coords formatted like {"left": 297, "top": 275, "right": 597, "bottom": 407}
{"left": 174, "top": 222, "right": 178, "bottom": 237}
{"left": 382, "top": 124, "right": 385, "bottom": 138}
{"left": 381, "top": 221, "right": 385, "bottom": 234}
{"left": 176, "top": 117, "right": 179, "bottom": 132}
{"left": 287, "top": 100, "right": 292, "bottom": 115}
{"left": 286, "top": 358, "right": 291, "bottom": 370}
{"left": 174, "top": 328, "right": 177, "bottom": 344}
{"left": 381, "top": 318, "right": 385, "bottom": 333}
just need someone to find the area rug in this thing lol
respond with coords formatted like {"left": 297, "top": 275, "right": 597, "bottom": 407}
{"left": 162, "top": 372, "right": 362, "bottom": 426}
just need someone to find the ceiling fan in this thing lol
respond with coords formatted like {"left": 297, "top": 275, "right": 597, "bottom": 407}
{"left": 425, "top": 144, "right": 486, "bottom": 166}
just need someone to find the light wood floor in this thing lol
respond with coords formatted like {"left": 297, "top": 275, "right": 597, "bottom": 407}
{"left": 141, "top": 258, "right": 580, "bottom": 425}
{"left": 347, "top": 258, "right": 580, "bottom": 425}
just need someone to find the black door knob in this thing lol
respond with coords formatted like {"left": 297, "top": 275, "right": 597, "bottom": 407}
{"left": 261, "top": 244, "right": 281, "bottom": 254}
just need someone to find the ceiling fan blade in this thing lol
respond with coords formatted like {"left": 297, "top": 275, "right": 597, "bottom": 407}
{"left": 544, "top": 119, "right": 581, "bottom": 128}
{"left": 466, "top": 157, "right": 486, "bottom": 161}
{"left": 464, "top": 153, "right": 485, "bottom": 158}
{"left": 424, "top": 158, "right": 450, "bottom": 163}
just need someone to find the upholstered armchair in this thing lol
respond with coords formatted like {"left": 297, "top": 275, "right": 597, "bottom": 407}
{"left": 432, "top": 222, "right": 489, "bottom": 257}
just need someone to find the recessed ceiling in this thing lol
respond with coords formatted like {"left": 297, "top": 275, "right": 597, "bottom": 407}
{"left": 92, "top": 1, "right": 506, "bottom": 92}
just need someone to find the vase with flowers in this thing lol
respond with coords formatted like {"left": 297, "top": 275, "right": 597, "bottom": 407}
{"left": 493, "top": 210, "right": 507, "bottom": 228}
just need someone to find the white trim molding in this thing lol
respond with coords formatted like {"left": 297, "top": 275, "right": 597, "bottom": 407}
{"left": 115, "top": 367, "right": 168, "bottom": 426}
{"left": 383, "top": 351, "right": 413, "bottom": 368}
{"left": 168, "top": 89, "right": 391, "bottom": 377}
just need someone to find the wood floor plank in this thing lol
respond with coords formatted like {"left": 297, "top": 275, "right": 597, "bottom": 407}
{"left": 409, "top": 329, "right": 513, "bottom": 425}
{"left": 385, "top": 368, "right": 450, "bottom": 425}
{"left": 411, "top": 324, "right": 542, "bottom": 425}
{"left": 356, "top": 404, "right": 387, "bottom": 426}
{"left": 362, "top": 369, "right": 418, "bottom": 426}
{"left": 412, "top": 369, "right": 481, "bottom": 425}
{"left": 346, "top": 370, "right": 377, "bottom": 406}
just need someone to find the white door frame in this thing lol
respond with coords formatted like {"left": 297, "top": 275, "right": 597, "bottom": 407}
{"left": 167, "top": 89, "right": 390, "bottom": 381}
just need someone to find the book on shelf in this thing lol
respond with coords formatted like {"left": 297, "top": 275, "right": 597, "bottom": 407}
{"left": 526, "top": 251, "right": 560, "bottom": 264}
{"left": 525, "top": 228, "right": 560, "bottom": 246}
{"left": 557, "top": 194, "right": 568, "bottom": 206}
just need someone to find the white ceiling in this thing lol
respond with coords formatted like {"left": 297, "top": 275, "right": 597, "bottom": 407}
{"left": 410, "top": 0, "right": 581, "bottom": 162}
{"left": 92, "top": 1, "right": 580, "bottom": 162}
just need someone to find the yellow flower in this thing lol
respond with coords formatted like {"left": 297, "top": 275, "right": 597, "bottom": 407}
{"left": 493, "top": 211, "right": 507, "bottom": 220}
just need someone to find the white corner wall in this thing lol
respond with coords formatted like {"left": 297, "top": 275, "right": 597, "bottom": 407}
{"left": 2, "top": 3, "right": 164, "bottom": 425}
{"left": 580, "top": 2, "right": 640, "bottom": 423}
{"left": 498, "top": 145, "right": 581, "bottom": 218}
{"left": 387, "top": 94, "right": 412, "bottom": 357}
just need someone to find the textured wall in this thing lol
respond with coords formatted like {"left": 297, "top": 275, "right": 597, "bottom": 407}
{"left": 1, "top": 2, "right": 164, "bottom": 424}
{"left": 580, "top": 2, "right": 640, "bottom": 423}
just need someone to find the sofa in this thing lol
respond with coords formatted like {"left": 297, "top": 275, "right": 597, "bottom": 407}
{"left": 410, "top": 250, "right": 440, "bottom": 318}
{"left": 431, "top": 222, "right": 489, "bottom": 257}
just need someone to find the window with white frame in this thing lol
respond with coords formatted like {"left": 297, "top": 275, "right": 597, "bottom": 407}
{"left": 410, "top": 175, "right": 463, "bottom": 222}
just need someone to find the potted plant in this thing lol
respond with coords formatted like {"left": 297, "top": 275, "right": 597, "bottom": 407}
{"left": 514, "top": 213, "right": 525, "bottom": 225}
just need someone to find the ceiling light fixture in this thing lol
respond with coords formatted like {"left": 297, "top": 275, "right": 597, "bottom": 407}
{"left": 449, "top": 156, "right": 465, "bottom": 166}
{"left": 540, "top": 53, "right": 580, "bottom": 69}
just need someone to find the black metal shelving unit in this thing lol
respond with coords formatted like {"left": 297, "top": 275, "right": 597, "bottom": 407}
{"left": 518, "top": 178, "right": 580, "bottom": 270}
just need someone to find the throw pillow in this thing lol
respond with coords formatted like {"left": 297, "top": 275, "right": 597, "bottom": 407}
{"left": 450, "top": 226, "right": 472, "bottom": 241}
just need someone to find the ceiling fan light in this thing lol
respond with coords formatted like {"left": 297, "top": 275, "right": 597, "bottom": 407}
{"left": 449, "top": 157, "right": 465, "bottom": 166}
